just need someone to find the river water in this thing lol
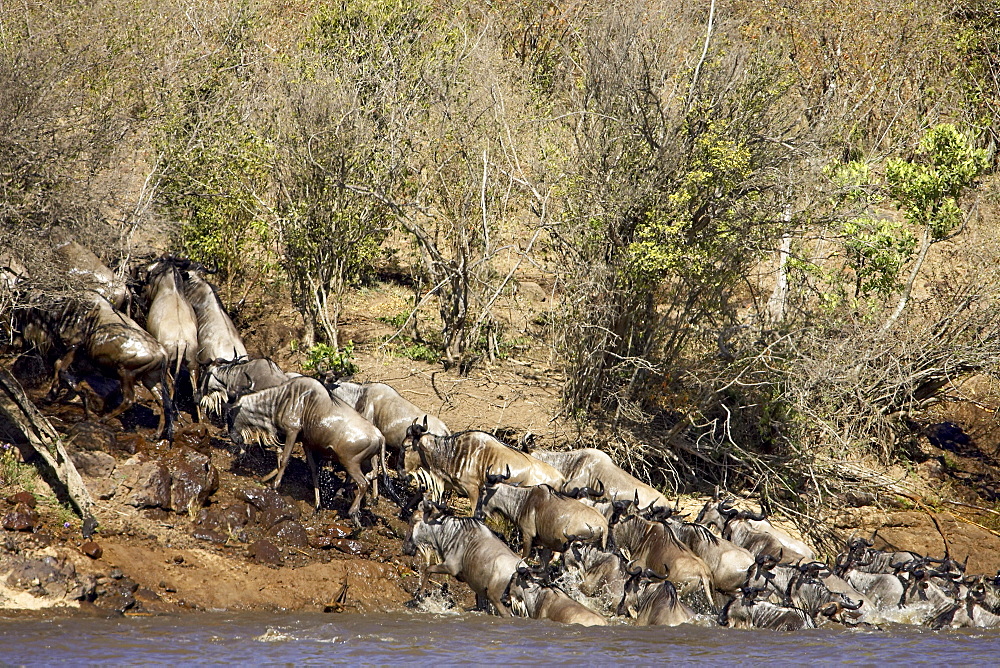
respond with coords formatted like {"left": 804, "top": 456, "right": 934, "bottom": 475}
{"left": 2, "top": 610, "right": 1000, "bottom": 665}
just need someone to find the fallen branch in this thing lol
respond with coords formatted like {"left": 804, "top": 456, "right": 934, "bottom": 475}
{"left": 0, "top": 369, "right": 96, "bottom": 533}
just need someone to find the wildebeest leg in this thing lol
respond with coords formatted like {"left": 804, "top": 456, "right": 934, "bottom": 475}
{"left": 343, "top": 456, "right": 370, "bottom": 524}
{"left": 305, "top": 447, "right": 322, "bottom": 511}
{"left": 101, "top": 369, "right": 137, "bottom": 424}
{"left": 189, "top": 363, "right": 201, "bottom": 423}
{"left": 46, "top": 346, "right": 78, "bottom": 400}
{"left": 539, "top": 548, "right": 554, "bottom": 583}
{"left": 266, "top": 428, "right": 300, "bottom": 488}
{"left": 520, "top": 528, "right": 535, "bottom": 560}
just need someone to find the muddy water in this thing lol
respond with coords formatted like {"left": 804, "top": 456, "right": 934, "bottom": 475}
{"left": 2, "top": 611, "right": 1000, "bottom": 665}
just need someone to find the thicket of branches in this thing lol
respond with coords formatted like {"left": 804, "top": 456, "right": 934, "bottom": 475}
{"left": 2, "top": 0, "right": 999, "bottom": 521}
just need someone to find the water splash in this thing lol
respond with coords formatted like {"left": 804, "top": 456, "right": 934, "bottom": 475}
{"left": 255, "top": 628, "right": 294, "bottom": 642}
{"left": 552, "top": 570, "right": 616, "bottom": 619}
{"left": 415, "top": 587, "right": 460, "bottom": 615}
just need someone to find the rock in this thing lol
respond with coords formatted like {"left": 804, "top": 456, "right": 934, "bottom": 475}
{"left": 65, "top": 422, "right": 117, "bottom": 453}
{"left": 81, "top": 541, "right": 103, "bottom": 559}
{"left": 844, "top": 491, "right": 877, "bottom": 507}
{"left": 87, "top": 478, "right": 119, "bottom": 501}
{"left": 3, "top": 503, "right": 40, "bottom": 531}
{"left": 267, "top": 520, "right": 309, "bottom": 548}
{"left": 165, "top": 447, "right": 218, "bottom": 513}
{"left": 236, "top": 485, "right": 295, "bottom": 515}
{"left": 68, "top": 574, "right": 97, "bottom": 601}
{"left": 192, "top": 528, "right": 226, "bottom": 544}
{"left": 198, "top": 502, "right": 255, "bottom": 534}
{"left": 94, "top": 576, "right": 138, "bottom": 614}
{"left": 247, "top": 539, "right": 283, "bottom": 566}
{"left": 257, "top": 507, "right": 297, "bottom": 530}
{"left": 517, "top": 280, "right": 548, "bottom": 302}
{"left": 6, "top": 557, "right": 61, "bottom": 590}
{"left": 173, "top": 423, "right": 211, "bottom": 453}
{"left": 329, "top": 539, "right": 370, "bottom": 556}
{"left": 6, "top": 491, "right": 36, "bottom": 508}
{"left": 309, "top": 523, "right": 355, "bottom": 549}
{"left": 70, "top": 450, "right": 117, "bottom": 478}
{"left": 123, "top": 461, "right": 171, "bottom": 509}
{"left": 114, "top": 433, "right": 148, "bottom": 455}
{"left": 135, "top": 587, "right": 161, "bottom": 602}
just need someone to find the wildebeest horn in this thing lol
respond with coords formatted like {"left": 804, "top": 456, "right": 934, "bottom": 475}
{"left": 841, "top": 596, "right": 863, "bottom": 610}
{"left": 625, "top": 561, "right": 643, "bottom": 578}
{"left": 486, "top": 465, "right": 512, "bottom": 486}
{"left": 645, "top": 567, "right": 669, "bottom": 581}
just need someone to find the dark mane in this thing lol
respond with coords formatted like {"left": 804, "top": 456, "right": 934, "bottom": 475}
{"left": 682, "top": 521, "right": 719, "bottom": 545}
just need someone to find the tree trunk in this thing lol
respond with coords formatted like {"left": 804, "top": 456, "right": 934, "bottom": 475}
{"left": 0, "top": 370, "right": 96, "bottom": 531}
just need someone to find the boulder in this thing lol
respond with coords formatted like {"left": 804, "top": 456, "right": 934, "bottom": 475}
{"left": 2, "top": 503, "right": 40, "bottom": 531}
{"left": 267, "top": 520, "right": 309, "bottom": 548}
{"left": 122, "top": 461, "right": 171, "bottom": 509}
{"left": 70, "top": 450, "right": 117, "bottom": 479}
{"left": 247, "top": 539, "right": 283, "bottom": 566}
{"left": 165, "top": 447, "right": 218, "bottom": 514}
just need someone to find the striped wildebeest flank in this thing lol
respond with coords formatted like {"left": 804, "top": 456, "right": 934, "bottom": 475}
{"left": 23, "top": 292, "right": 175, "bottom": 440}
{"left": 403, "top": 419, "right": 565, "bottom": 511}
{"left": 617, "top": 564, "right": 695, "bottom": 627}
{"left": 527, "top": 447, "right": 672, "bottom": 512}
{"left": 179, "top": 262, "right": 247, "bottom": 365}
{"left": 327, "top": 381, "right": 450, "bottom": 468}
{"left": 696, "top": 497, "right": 815, "bottom": 565}
{"left": 402, "top": 502, "right": 525, "bottom": 617}
{"left": 476, "top": 478, "right": 609, "bottom": 573}
{"left": 665, "top": 519, "right": 756, "bottom": 596}
{"left": 199, "top": 356, "right": 298, "bottom": 419}
{"left": 562, "top": 542, "right": 628, "bottom": 610}
{"left": 143, "top": 257, "right": 200, "bottom": 418}
{"left": 719, "top": 587, "right": 816, "bottom": 630}
{"left": 610, "top": 513, "right": 715, "bottom": 609}
{"left": 226, "top": 375, "right": 395, "bottom": 523}
{"left": 506, "top": 566, "right": 607, "bottom": 626}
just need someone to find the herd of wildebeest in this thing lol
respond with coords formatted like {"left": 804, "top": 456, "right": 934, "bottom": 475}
{"left": 4, "top": 234, "right": 1000, "bottom": 631}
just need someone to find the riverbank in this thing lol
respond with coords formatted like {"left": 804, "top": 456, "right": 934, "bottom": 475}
{"left": 4, "top": 280, "right": 1000, "bottom": 618}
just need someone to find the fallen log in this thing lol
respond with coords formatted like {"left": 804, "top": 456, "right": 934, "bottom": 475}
{"left": 0, "top": 369, "right": 97, "bottom": 535}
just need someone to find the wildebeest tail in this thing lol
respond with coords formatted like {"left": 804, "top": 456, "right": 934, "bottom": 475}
{"left": 159, "top": 356, "right": 176, "bottom": 441}
{"left": 378, "top": 433, "right": 402, "bottom": 505}
{"left": 170, "top": 341, "right": 187, "bottom": 403}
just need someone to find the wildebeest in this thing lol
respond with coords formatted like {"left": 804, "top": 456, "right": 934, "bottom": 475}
{"left": 143, "top": 258, "right": 199, "bottom": 415}
{"left": 668, "top": 519, "right": 756, "bottom": 595}
{"left": 181, "top": 265, "right": 247, "bottom": 364}
{"left": 562, "top": 542, "right": 628, "bottom": 610}
{"left": 477, "top": 481, "right": 609, "bottom": 570}
{"left": 507, "top": 567, "right": 608, "bottom": 626}
{"left": 226, "top": 376, "right": 392, "bottom": 522}
{"left": 611, "top": 513, "right": 715, "bottom": 606}
{"left": 25, "top": 293, "right": 174, "bottom": 439}
{"left": 199, "top": 357, "right": 298, "bottom": 418}
{"left": 404, "top": 420, "right": 565, "bottom": 511}
{"left": 402, "top": 503, "right": 525, "bottom": 617}
{"left": 696, "top": 498, "right": 815, "bottom": 564}
{"left": 842, "top": 569, "right": 905, "bottom": 610}
{"left": 329, "top": 381, "right": 450, "bottom": 465}
{"left": 528, "top": 448, "right": 671, "bottom": 511}
{"left": 836, "top": 537, "right": 920, "bottom": 575}
{"left": 617, "top": 565, "right": 695, "bottom": 626}
{"left": 50, "top": 232, "right": 128, "bottom": 309}
{"left": 719, "top": 587, "right": 816, "bottom": 630}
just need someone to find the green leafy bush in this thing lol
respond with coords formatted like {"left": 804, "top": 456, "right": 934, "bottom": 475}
{"left": 303, "top": 340, "right": 359, "bottom": 377}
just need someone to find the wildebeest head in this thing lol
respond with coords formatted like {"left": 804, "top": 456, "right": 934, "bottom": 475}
{"left": 474, "top": 466, "right": 513, "bottom": 519}
{"left": 616, "top": 561, "right": 669, "bottom": 617}
{"left": 400, "top": 416, "right": 429, "bottom": 475}
{"left": 562, "top": 479, "right": 605, "bottom": 500}
{"left": 402, "top": 500, "right": 446, "bottom": 556}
